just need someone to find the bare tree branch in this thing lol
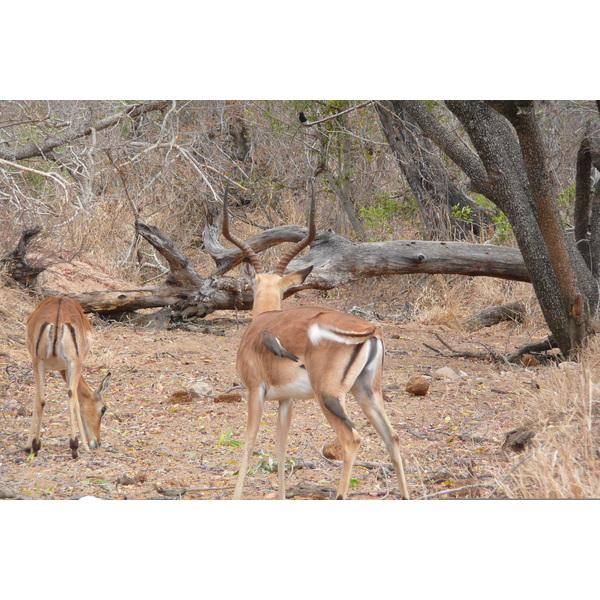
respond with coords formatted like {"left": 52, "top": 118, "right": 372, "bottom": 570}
{"left": 300, "top": 101, "right": 373, "bottom": 127}
{"left": 0, "top": 101, "right": 169, "bottom": 162}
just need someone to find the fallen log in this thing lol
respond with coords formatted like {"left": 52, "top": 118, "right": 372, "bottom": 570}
{"left": 68, "top": 220, "right": 530, "bottom": 317}
{"left": 287, "top": 231, "right": 530, "bottom": 287}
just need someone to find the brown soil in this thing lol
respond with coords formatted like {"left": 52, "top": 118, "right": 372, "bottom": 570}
{"left": 0, "top": 270, "right": 546, "bottom": 501}
{"left": 0, "top": 312, "right": 548, "bottom": 499}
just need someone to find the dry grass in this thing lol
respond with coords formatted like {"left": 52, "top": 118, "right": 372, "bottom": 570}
{"left": 496, "top": 347, "right": 600, "bottom": 499}
{"left": 339, "top": 273, "right": 600, "bottom": 499}
{"left": 0, "top": 275, "right": 35, "bottom": 335}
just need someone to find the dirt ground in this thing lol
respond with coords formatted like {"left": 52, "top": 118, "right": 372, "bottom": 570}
{"left": 0, "top": 272, "right": 550, "bottom": 501}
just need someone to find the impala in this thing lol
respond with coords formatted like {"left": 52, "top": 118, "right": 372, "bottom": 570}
{"left": 25, "top": 296, "right": 111, "bottom": 459}
{"left": 223, "top": 185, "right": 409, "bottom": 500}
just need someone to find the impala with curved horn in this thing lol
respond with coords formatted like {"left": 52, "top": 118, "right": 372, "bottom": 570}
{"left": 223, "top": 183, "right": 409, "bottom": 499}
{"left": 25, "top": 296, "right": 111, "bottom": 459}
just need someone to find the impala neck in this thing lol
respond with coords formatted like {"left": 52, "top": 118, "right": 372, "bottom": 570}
{"left": 251, "top": 274, "right": 284, "bottom": 317}
{"left": 249, "top": 267, "right": 314, "bottom": 318}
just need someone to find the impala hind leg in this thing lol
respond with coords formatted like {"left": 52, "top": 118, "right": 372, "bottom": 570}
{"left": 26, "top": 361, "right": 46, "bottom": 456}
{"left": 319, "top": 391, "right": 361, "bottom": 500}
{"left": 275, "top": 398, "right": 293, "bottom": 499}
{"left": 63, "top": 368, "right": 89, "bottom": 459}
{"left": 352, "top": 381, "right": 409, "bottom": 499}
{"left": 233, "top": 387, "right": 265, "bottom": 499}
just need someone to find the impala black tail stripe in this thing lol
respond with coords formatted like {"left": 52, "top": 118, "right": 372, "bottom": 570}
{"left": 341, "top": 342, "right": 364, "bottom": 385}
{"left": 66, "top": 323, "right": 80, "bottom": 357}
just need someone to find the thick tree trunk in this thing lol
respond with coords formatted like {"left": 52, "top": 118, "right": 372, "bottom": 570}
{"left": 376, "top": 101, "right": 491, "bottom": 240}
{"left": 575, "top": 124, "right": 600, "bottom": 277}
{"left": 398, "top": 100, "right": 598, "bottom": 356}
{"left": 508, "top": 101, "right": 593, "bottom": 351}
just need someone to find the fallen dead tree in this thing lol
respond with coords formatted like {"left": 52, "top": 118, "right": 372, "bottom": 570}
{"left": 5, "top": 215, "right": 530, "bottom": 324}
{"left": 65, "top": 218, "right": 530, "bottom": 320}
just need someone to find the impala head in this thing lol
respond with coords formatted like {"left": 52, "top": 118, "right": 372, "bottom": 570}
{"left": 222, "top": 183, "right": 316, "bottom": 315}
{"left": 79, "top": 372, "right": 112, "bottom": 448}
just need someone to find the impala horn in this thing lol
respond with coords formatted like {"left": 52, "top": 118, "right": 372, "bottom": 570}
{"left": 273, "top": 179, "right": 316, "bottom": 276}
{"left": 222, "top": 184, "right": 264, "bottom": 275}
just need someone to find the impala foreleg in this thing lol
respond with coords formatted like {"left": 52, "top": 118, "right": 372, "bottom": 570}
{"left": 275, "top": 398, "right": 293, "bottom": 500}
{"left": 320, "top": 392, "right": 360, "bottom": 500}
{"left": 233, "top": 386, "right": 265, "bottom": 499}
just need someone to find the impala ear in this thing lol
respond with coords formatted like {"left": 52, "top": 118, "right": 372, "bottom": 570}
{"left": 281, "top": 265, "right": 313, "bottom": 288}
{"left": 97, "top": 372, "right": 111, "bottom": 395}
{"left": 241, "top": 258, "right": 257, "bottom": 286}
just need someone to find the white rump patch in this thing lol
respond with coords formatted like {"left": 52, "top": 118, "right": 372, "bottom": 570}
{"left": 308, "top": 323, "right": 362, "bottom": 345}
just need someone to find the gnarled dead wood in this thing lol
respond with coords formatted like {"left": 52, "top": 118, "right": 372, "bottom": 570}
{"left": 1, "top": 226, "right": 45, "bottom": 288}
{"left": 0, "top": 201, "right": 523, "bottom": 320}
{"left": 69, "top": 220, "right": 530, "bottom": 319}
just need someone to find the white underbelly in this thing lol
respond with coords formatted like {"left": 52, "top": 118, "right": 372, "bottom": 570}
{"left": 265, "top": 371, "right": 314, "bottom": 401}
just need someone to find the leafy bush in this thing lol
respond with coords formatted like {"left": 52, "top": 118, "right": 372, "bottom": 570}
{"left": 360, "top": 191, "right": 417, "bottom": 241}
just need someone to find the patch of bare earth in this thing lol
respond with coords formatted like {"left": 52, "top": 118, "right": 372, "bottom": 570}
{"left": 1, "top": 261, "right": 598, "bottom": 501}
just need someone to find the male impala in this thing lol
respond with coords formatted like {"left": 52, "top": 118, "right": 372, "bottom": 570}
{"left": 223, "top": 185, "right": 409, "bottom": 500}
{"left": 25, "top": 296, "right": 111, "bottom": 459}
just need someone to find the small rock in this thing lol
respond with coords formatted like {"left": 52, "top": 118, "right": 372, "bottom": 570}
{"left": 502, "top": 427, "right": 535, "bottom": 453}
{"left": 405, "top": 374, "right": 430, "bottom": 396}
{"left": 0, "top": 486, "right": 16, "bottom": 499}
{"left": 188, "top": 381, "right": 214, "bottom": 398}
{"left": 322, "top": 439, "right": 343, "bottom": 461}
{"left": 521, "top": 353, "right": 540, "bottom": 367}
{"left": 155, "top": 485, "right": 186, "bottom": 498}
{"left": 116, "top": 474, "right": 136, "bottom": 486}
{"left": 433, "top": 367, "right": 462, "bottom": 381}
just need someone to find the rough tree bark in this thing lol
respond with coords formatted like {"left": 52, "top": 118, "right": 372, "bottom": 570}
{"left": 574, "top": 116, "right": 600, "bottom": 277}
{"left": 376, "top": 101, "right": 491, "bottom": 239}
{"left": 393, "top": 100, "right": 600, "bottom": 357}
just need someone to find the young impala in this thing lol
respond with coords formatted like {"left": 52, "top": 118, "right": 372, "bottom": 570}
{"left": 25, "top": 296, "right": 111, "bottom": 459}
{"left": 223, "top": 185, "right": 409, "bottom": 500}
